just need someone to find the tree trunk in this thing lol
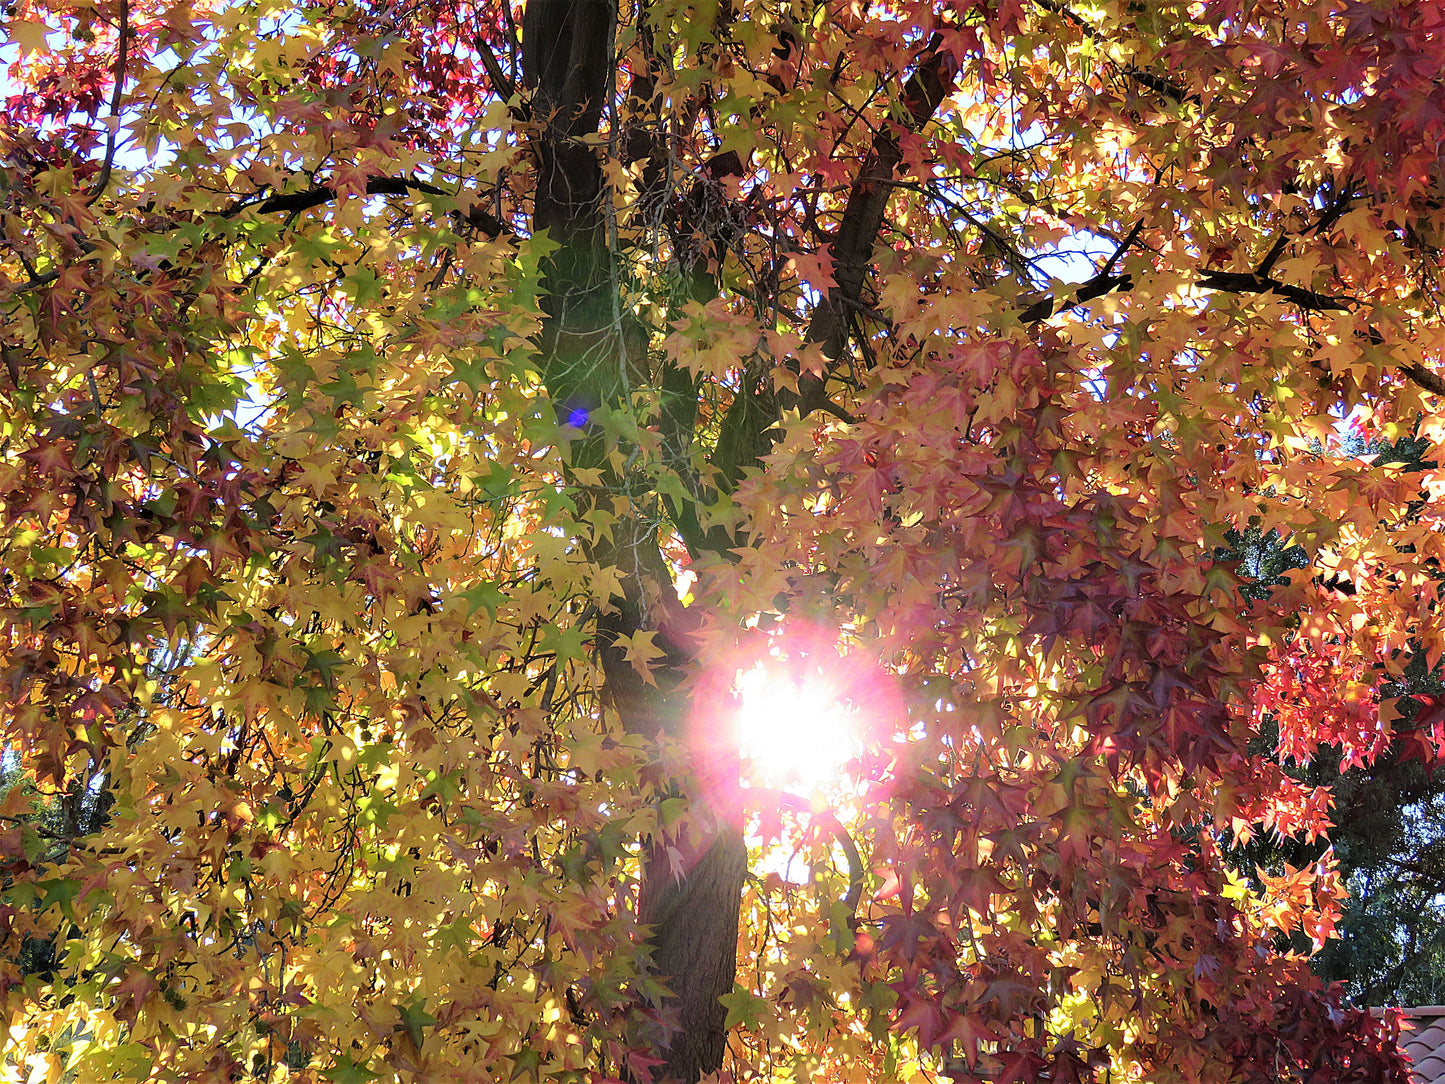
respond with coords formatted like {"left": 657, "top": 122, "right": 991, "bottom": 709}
{"left": 522, "top": 3, "right": 748, "bottom": 1080}
{"left": 637, "top": 827, "right": 749, "bottom": 1080}
{"left": 521, "top": 6, "right": 957, "bottom": 1077}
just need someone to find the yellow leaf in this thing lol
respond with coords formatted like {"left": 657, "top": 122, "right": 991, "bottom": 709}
{"left": 615, "top": 630, "right": 666, "bottom": 684}
{"left": 8, "top": 18, "right": 51, "bottom": 54}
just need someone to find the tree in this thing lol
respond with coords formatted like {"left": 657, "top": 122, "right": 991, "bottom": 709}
{"left": 1214, "top": 436, "right": 1445, "bottom": 1006}
{"left": 1, "top": 0, "right": 1443, "bottom": 1080}
{"left": 1311, "top": 751, "right": 1445, "bottom": 1006}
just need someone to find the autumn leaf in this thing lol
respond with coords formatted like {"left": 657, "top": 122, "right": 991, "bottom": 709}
{"left": 0, "top": 0, "right": 1436, "bottom": 1082}
{"left": 6, "top": 18, "right": 51, "bottom": 55}
{"left": 720, "top": 984, "right": 771, "bottom": 1031}
{"left": 614, "top": 629, "right": 666, "bottom": 684}
{"left": 396, "top": 998, "right": 437, "bottom": 1050}
{"left": 323, "top": 1056, "right": 379, "bottom": 1084}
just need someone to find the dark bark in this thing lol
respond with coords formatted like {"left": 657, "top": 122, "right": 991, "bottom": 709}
{"left": 518, "top": 13, "right": 966, "bottom": 1079}
{"left": 713, "top": 38, "right": 962, "bottom": 465}
{"left": 520, "top": 4, "right": 748, "bottom": 1080}
{"left": 524, "top": 0, "right": 622, "bottom": 436}
{"left": 1403, "top": 362, "right": 1445, "bottom": 397}
{"left": 637, "top": 827, "right": 749, "bottom": 1078}
{"left": 800, "top": 39, "right": 960, "bottom": 370}
{"left": 225, "top": 177, "right": 510, "bottom": 238}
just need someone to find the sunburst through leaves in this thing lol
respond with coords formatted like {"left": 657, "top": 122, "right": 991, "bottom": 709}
{"left": 734, "top": 659, "right": 859, "bottom": 792}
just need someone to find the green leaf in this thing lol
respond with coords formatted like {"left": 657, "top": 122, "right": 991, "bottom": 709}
{"left": 539, "top": 622, "right": 589, "bottom": 662}
{"left": 20, "top": 824, "right": 44, "bottom": 862}
{"left": 38, "top": 876, "right": 80, "bottom": 920}
{"left": 396, "top": 998, "right": 436, "bottom": 1050}
{"left": 343, "top": 265, "right": 385, "bottom": 304}
{"left": 461, "top": 580, "right": 508, "bottom": 619}
{"left": 509, "top": 1046, "right": 544, "bottom": 1081}
{"left": 323, "top": 1055, "right": 378, "bottom": 1084}
{"left": 292, "top": 227, "right": 344, "bottom": 264}
{"left": 659, "top": 796, "right": 688, "bottom": 828}
{"left": 302, "top": 648, "right": 347, "bottom": 688}
{"left": 719, "top": 984, "right": 770, "bottom": 1030}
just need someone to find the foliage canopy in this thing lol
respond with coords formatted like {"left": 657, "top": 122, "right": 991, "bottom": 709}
{"left": 3, "top": 0, "right": 1445, "bottom": 1081}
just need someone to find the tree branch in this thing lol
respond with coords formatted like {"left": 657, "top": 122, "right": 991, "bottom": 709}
{"left": 1023, "top": 211, "right": 1356, "bottom": 323}
{"left": 475, "top": 35, "right": 523, "bottom": 110}
{"left": 1255, "top": 232, "right": 1290, "bottom": 278}
{"left": 1308, "top": 181, "right": 1360, "bottom": 236}
{"left": 1022, "top": 219, "right": 1143, "bottom": 322}
{"left": 1402, "top": 364, "right": 1445, "bottom": 397}
{"left": 1031, "top": 0, "right": 1194, "bottom": 105}
{"left": 85, "top": 0, "right": 132, "bottom": 206}
{"left": 1024, "top": 265, "right": 1352, "bottom": 322}
{"left": 2, "top": 269, "right": 62, "bottom": 296}
{"left": 774, "top": 792, "right": 865, "bottom": 918}
{"left": 1193, "top": 269, "right": 1351, "bottom": 311}
{"left": 221, "top": 176, "right": 511, "bottom": 238}
{"left": 782, "top": 38, "right": 962, "bottom": 417}
{"left": 805, "top": 39, "right": 960, "bottom": 356}
{"left": 702, "top": 37, "right": 961, "bottom": 516}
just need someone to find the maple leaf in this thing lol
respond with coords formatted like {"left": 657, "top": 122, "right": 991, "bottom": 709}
{"left": 323, "top": 1056, "right": 379, "bottom": 1084}
{"left": 720, "top": 984, "right": 771, "bottom": 1030}
{"left": 892, "top": 991, "right": 944, "bottom": 1048}
{"left": 4, "top": 0, "right": 1440, "bottom": 1081}
{"left": 110, "top": 967, "right": 159, "bottom": 1026}
{"left": 36, "top": 876, "right": 80, "bottom": 919}
{"left": 614, "top": 629, "right": 667, "bottom": 685}
{"left": 995, "top": 1051, "right": 1048, "bottom": 1084}
{"left": 878, "top": 912, "right": 941, "bottom": 962}
{"left": 938, "top": 1011, "right": 1001, "bottom": 1066}
{"left": 1406, "top": 694, "right": 1445, "bottom": 732}
{"left": 1394, "top": 716, "right": 1445, "bottom": 776}
{"left": 396, "top": 998, "right": 437, "bottom": 1051}
{"left": 8, "top": 19, "right": 51, "bottom": 55}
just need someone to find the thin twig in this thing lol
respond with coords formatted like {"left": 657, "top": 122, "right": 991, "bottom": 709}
{"left": 86, "top": 0, "right": 133, "bottom": 206}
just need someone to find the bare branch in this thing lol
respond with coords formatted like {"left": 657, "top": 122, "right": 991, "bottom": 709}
{"left": 1024, "top": 207, "right": 1359, "bottom": 323}
{"left": 1402, "top": 363, "right": 1445, "bottom": 397}
{"left": 86, "top": 0, "right": 132, "bottom": 205}
{"left": 222, "top": 177, "right": 512, "bottom": 238}
{"left": 2, "top": 269, "right": 62, "bottom": 296}
{"left": 476, "top": 35, "right": 522, "bottom": 107}
{"left": 1100, "top": 218, "right": 1145, "bottom": 279}
{"left": 1022, "top": 220, "right": 1143, "bottom": 322}
{"left": 1194, "top": 269, "right": 1351, "bottom": 311}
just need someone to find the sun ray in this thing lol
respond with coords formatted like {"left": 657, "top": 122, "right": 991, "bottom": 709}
{"left": 734, "top": 661, "right": 859, "bottom": 792}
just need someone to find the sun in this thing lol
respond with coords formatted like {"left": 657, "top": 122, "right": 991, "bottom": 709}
{"left": 733, "top": 661, "right": 860, "bottom": 792}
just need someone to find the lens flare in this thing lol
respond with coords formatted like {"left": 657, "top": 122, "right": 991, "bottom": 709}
{"left": 734, "top": 662, "right": 858, "bottom": 791}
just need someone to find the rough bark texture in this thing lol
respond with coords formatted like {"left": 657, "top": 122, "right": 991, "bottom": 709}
{"left": 524, "top": 0, "right": 621, "bottom": 427}
{"left": 637, "top": 829, "right": 750, "bottom": 1079}
{"left": 521, "top": 7, "right": 959, "bottom": 1077}
{"left": 521, "top": 4, "right": 748, "bottom": 1081}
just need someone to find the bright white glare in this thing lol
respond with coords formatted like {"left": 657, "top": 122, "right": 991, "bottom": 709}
{"left": 734, "top": 664, "right": 858, "bottom": 792}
